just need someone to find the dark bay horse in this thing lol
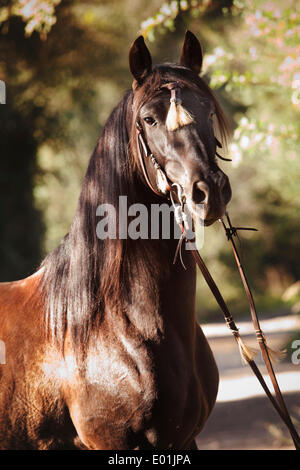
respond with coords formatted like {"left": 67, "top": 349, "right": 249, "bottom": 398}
{"left": 0, "top": 31, "right": 231, "bottom": 449}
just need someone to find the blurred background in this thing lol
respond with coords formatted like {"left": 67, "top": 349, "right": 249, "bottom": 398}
{"left": 0, "top": 0, "right": 299, "bottom": 449}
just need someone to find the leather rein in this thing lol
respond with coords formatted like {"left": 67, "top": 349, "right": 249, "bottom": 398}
{"left": 134, "top": 90, "right": 300, "bottom": 450}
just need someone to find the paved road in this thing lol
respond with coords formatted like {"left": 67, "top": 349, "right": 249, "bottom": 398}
{"left": 195, "top": 314, "right": 300, "bottom": 450}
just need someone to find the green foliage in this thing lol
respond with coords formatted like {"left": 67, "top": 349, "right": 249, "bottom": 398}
{"left": 205, "top": 0, "right": 300, "bottom": 310}
{"left": 141, "top": 0, "right": 227, "bottom": 40}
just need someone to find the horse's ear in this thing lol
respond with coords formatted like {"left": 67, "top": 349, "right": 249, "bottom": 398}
{"left": 129, "top": 36, "right": 152, "bottom": 87}
{"left": 179, "top": 30, "right": 203, "bottom": 75}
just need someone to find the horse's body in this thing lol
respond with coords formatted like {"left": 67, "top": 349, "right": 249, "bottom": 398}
{"left": 0, "top": 32, "right": 230, "bottom": 449}
{"left": 0, "top": 244, "right": 218, "bottom": 449}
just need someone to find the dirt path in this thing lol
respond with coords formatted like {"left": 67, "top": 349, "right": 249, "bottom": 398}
{"left": 195, "top": 314, "right": 300, "bottom": 450}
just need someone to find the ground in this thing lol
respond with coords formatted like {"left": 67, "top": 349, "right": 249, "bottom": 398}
{"left": 196, "top": 313, "right": 300, "bottom": 450}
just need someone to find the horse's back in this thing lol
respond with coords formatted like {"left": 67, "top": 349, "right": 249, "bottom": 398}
{"left": 0, "top": 269, "right": 42, "bottom": 314}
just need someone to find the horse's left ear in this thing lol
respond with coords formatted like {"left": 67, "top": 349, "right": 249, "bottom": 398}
{"left": 129, "top": 36, "right": 152, "bottom": 87}
{"left": 179, "top": 30, "right": 203, "bottom": 75}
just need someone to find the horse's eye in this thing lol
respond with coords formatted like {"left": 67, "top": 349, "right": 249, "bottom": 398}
{"left": 144, "top": 117, "right": 156, "bottom": 126}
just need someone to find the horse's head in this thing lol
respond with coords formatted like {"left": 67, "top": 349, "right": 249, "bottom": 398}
{"left": 129, "top": 31, "right": 232, "bottom": 226}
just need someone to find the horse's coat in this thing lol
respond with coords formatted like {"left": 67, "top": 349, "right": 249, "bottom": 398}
{"left": 0, "top": 31, "right": 231, "bottom": 449}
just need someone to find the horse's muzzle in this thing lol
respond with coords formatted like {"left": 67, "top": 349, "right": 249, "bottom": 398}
{"left": 187, "top": 171, "right": 232, "bottom": 225}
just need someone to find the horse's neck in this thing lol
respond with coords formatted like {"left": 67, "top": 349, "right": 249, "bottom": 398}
{"left": 106, "top": 236, "right": 197, "bottom": 343}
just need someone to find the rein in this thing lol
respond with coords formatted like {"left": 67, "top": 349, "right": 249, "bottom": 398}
{"left": 172, "top": 191, "right": 300, "bottom": 450}
{"left": 134, "top": 89, "right": 300, "bottom": 449}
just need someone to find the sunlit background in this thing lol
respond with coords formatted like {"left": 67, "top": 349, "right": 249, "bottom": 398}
{"left": 0, "top": 0, "right": 299, "bottom": 449}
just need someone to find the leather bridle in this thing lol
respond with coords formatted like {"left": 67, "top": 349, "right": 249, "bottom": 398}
{"left": 134, "top": 86, "right": 300, "bottom": 449}
{"left": 135, "top": 81, "right": 184, "bottom": 197}
{"left": 135, "top": 121, "right": 170, "bottom": 197}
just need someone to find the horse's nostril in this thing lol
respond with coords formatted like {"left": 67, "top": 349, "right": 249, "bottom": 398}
{"left": 192, "top": 182, "right": 208, "bottom": 205}
{"left": 221, "top": 176, "right": 232, "bottom": 205}
{"left": 194, "top": 189, "right": 206, "bottom": 204}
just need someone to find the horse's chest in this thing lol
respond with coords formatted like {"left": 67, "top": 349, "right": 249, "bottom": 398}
{"left": 66, "top": 335, "right": 203, "bottom": 449}
{"left": 72, "top": 342, "right": 159, "bottom": 427}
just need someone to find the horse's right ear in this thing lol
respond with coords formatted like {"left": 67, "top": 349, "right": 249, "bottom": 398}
{"left": 129, "top": 36, "right": 152, "bottom": 87}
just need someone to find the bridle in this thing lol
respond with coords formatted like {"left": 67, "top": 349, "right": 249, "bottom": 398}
{"left": 136, "top": 120, "right": 170, "bottom": 197}
{"left": 135, "top": 82, "right": 186, "bottom": 197}
{"left": 134, "top": 82, "right": 300, "bottom": 450}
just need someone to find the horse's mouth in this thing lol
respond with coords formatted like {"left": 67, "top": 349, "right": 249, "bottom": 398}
{"left": 184, "top": 196, "right": 225, "bottom": 227}
{"left": 168, "top": 180, "right": 226, "bottom": 227}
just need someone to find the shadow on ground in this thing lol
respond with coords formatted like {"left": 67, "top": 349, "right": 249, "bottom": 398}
{"left": 196, "top": 392, "right": 300, "bottom": 450}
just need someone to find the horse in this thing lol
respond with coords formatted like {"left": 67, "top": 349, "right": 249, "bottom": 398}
{"left": 0, "top": 31, "right": 232, "bottom": 450}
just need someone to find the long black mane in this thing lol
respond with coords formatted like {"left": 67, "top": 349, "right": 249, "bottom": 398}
{"left": 40, "top": 64, "right": 228, "bottom": 350}
{"left": 40, "top": 89, "right": 139, "bottom": 348}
